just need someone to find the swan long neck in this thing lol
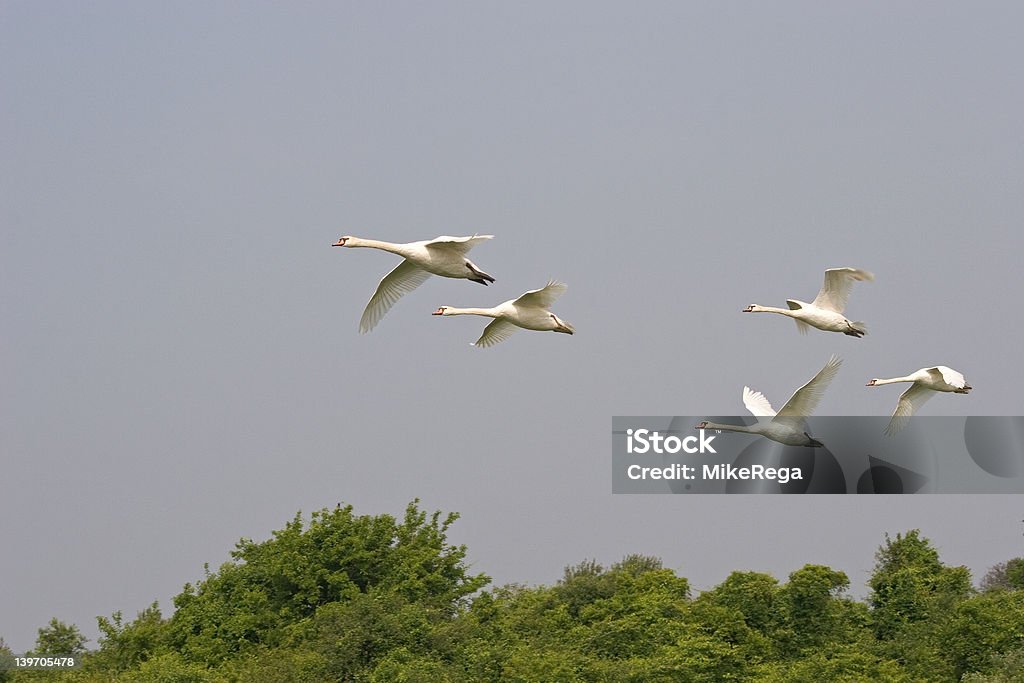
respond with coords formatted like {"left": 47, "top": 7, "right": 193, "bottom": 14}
{"left": 750, "top": 305, "right": 796, "bottom": 316}
{"left": 444, "top": 307, "right": 500, "bottom": 318}
{"left": 871, "top": 376, "right": 914, "bottom": 386}
{"left": 701, "top": 422, "right": 756, "bottom": 434}
{"left": 345, "top": 237, "right": 409, "bottom": 256}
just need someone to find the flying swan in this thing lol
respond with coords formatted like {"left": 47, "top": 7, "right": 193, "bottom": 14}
{"left": 333, "top": 235, "right": 495, "bottom": 333}
{"left": 743, "top": 267, "right": 874, "bottom": 337}
{"left": 432, "top": 280, "right": 574, "bottom": 348}
{"left": 866, "top": 366, "right": 972, "bottom": 435}
{"left": 696, "top": 355, "right": 843, "bottom": 447}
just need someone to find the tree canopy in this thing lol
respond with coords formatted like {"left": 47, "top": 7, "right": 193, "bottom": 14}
{"left": 3, "top": 504, "right": 1022, "bottom": 683}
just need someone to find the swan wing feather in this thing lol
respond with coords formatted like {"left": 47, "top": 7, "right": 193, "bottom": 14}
{"left": 514, "top": 280, "right": 567, "bottom": 309}
{"left": 777, "top": 355, "right": 843, "bottom": 418}
{"left": 473, "top": 318, "right": 519, "bottom": 348}
{"left": 786, "top": 300, "right": 810, "bottom": 334}
{"left": 885, "top": 384, "right": 935, "bottom": 435}
{"left": 931, "top": 366, "right": 968, "bottom": 389}
{"left": 425, "top": 234, "right": 493, "bottom": 255}
{"left": 811, "top": 267, "right": 874, "bottom": 314}
{"left": 743, "top": 386, "right": 777, "bottom": 417}
{"left": 359, "top": 259, "right": 433, "bottom": 333}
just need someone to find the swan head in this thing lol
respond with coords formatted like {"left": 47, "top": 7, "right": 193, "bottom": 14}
{"left": 742, "top": 304, "right": 758, "bottom": 313}
{"left": 866, "top": 379, "right": 878, "bottom": 386}
{"left": 332, "top": 236, "right": 352, "bottom": 247}
{"left": 696, "top": 421, "right": 709, "bottom": 429}
{"left": 432, "top": 306, "right": 450, "bottom": 316}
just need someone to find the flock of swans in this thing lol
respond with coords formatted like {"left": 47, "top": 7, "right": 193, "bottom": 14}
{"left": 331, "top": 234, "right": 572, "bottom": 346}
{"left": 722, "top": 267, "right": 971, "bottom": 443}
{"left": 331, "top": 238, "right": 970, "bottom": 440}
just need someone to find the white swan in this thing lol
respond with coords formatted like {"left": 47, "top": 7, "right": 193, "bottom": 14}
{"left": 743, "top": 267, "right": 874, "bottom": 337}
{"left": 432, "top": 280, "right": 574, "bottom": 348}
{"left": 696, "top": 355, "right": 842, "bottom": 447}
{"left": 867, "top": 366, "right": 972, "bottom": 435}
{"left": 333, "top": 235, "right": 495, "bottom": 333}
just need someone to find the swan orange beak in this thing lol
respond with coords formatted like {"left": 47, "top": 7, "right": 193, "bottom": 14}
{"left": 332, "top": 238, "right": 347, "bottom": 247}
{"left": 432, "top": 308, "right": 444, "bottom": 315}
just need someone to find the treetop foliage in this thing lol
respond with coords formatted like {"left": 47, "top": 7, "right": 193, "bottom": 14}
{"left": 5, "top": 508, "right": 1023, "bottom": 683}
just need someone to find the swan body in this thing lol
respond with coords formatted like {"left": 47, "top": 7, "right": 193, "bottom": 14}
{"left": 867, "top": 366, "right": 972, "bottom": 435}
{"left": 697, "top": 420, "right": 823, "bottom": 448}
{"left": 333, "top": 235, "right": 494, "bottom": 333}
{"left": 432, "top": 280, "right": 574, "bottom": 347}
{"left": 696, "top": 355, "right": 842, "bottom": 447}
{"left": 743, "top": 267, "right": 874, "bottom": 337}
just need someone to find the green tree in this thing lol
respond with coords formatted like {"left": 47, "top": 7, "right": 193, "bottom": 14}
{"left": 0, "top": 637, "right": 14, "bottom": 683}
{"left": 300, "top": 590, "right": 454, "bottom": 680}
{"left": 119, "top": 651, "right": 212, "bottom": 683}
{"left": 367, "top": 647, "right": 468, "bottom": 683}
{"left": 941, "top": 590, "right": 1024, "bottom": 678}
{"left": 571, "top": 555, "right": 690, "bottom": 660}
{"left": 167, "top": 501, "right": 488, "bottom": 665}
{"left": 554, "top": 559, "right": 617, "bottom": 619}
{"left": 460, "top": 583, "right": 582, "bottom": 682}
{"left": 33, "top": 619, "right": 87, "bottom": 656}
{"left": 91, "top": 602, "right": 168, "bottom": 672}
{"left": 961, "top": 648, "right": 1024, "bottom": 683}
{"left": 780, "top": 564, "right": 851, "bottom": 650}
{"left": 867, "top": 530, "right": 973, "bottom": 680}
{"left": 868, "top": 530, "right": 972, "bottom": 639}
{"left": 749, "top": 645, "right": 926, "bottom": 683}
{"left": 700, "top": 571, "right": 780, "bottom": 634}
{"left": 1010, "top": 560, "right": 1024, "bottom": 590}
{"left": 460, "top": 555, "right": 704, "bottom": 682}
{"left": 213, "top": 647, "right": 328, "bottom": 683}
{"left": 980, "top": 558, "right": 1024, "bottom": 592}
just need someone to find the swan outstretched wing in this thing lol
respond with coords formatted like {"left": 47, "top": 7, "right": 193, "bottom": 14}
{"left": 743, "top": 386, "right": 777, "bottom": 417}
{"left": 811, "top": 267, "right": 874, "bottom": 314}
{"left": 473, "top": 318, "right": 518, "bottom": 348}
{"left": 425, "top": 234, "right": 493, "bottom": 255}
{"left": 885, "top": 384, "right": 935, "bottom": 436}
{"left": 931, "top": 366, "right": 968, "bottom": 389}
{"left": 513, "top": 281, "right": 567, "bottom": 309}
{"left": 359, "top": 259, "right": 433, "bottom": 333}
{"left": 786, "top": 300, "right": 810, "bottom": 334}
{"left": 777, "top": 355, "right": 843, "bottom": 418}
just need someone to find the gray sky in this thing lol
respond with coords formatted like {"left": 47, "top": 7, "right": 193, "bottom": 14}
{"left": 2, "top": 1, "right": 1023, "bottom": 652}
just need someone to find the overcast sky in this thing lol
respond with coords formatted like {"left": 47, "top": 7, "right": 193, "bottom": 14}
{"left": 3, "top": 1, "right": 1023, "bottom": 652}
